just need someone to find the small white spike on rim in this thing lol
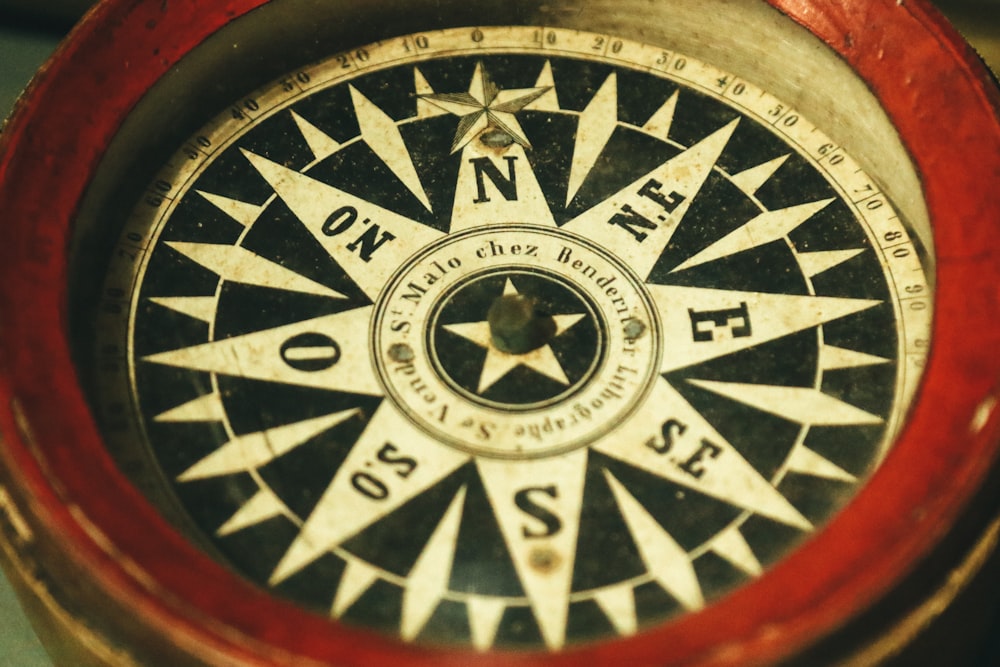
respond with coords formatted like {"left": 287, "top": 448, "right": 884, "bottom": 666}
{"left": 711, "top": 527, "right": 763, "bottom": 577}
{"left": 197, "top": 190, "right": 266, "bottom": 227}
{"left": 593, "top": 584, "right": 638, "bottom": 636}
{"left": 729, "top": 154, "right": 789, "bottom": 195}
{"left": 796, "top": 248, "right": 866, "bottom": 278}
{"left": 331, "top": 558, "right": 380, "bottom": 618}
{"left": 527, "top": 60, "right": 560, "bottom": 111}
{"left": 820, "top": 344, "right": 889, "bottom": 371}
{"left": 787, "top": 446, "right": 858, "bottom": 483}
{"left": 290, "top": 111, "right": 342, "bottom": 162}
{"left": 467, "top": 596, "right": 506, "bottom": 651}
{"left": 154, "top": 392, "right": 226, "bottom": 423}
{"left": 414, "top": 67, "right": 447, "bottom": 118}
{"left": 641, "top": 90, "right": 679, "bottom": 142}
{"left": 149, "top": 296, "right": 217, "bottom": 324}
{"left": 217, "top": 489, "right": 286, "bottom": 536}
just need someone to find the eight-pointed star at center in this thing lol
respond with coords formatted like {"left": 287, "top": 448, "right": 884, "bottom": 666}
{"left": 419, "top": 62, "right": 551, "bottom": 152}
{"left": 442, "top": 279, "right": 586, "bottom": 394}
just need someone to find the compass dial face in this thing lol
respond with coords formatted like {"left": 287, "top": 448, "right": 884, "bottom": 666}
{"left": 92, "top": 26, "right": 931, "bottom": 651}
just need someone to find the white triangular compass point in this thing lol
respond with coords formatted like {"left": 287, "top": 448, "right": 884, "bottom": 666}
{"left": 331, "top": 558, "right": 381, "bottom": 617}
{"left": 649, "top": 285, "right": 881, "bottom": 373}
{"left": 349, "top": 85, "right": 432, "bottom": 211}
{"left": 604, "top": 470, "right": 704, "bottom": 611}
{"left": 178, "top": 409, "right": 359, "bottom": 481}
{"left": 564, "top": 119, "right": 739, "bottom": 280}
{"left": 241, "top": 149, "right": 443, "bottom": 300}
{"left": 672, "top": 198, "right": 834, "bottom": 272}
{"left": 401, "top": 486, "right": 467, "bottom": 640}
{"left": 787, "top": 446, "right": 858, "bottom": 483}
{"left": 154, "top": 392, "right": 226, "bottom": 423}
{"left": 166, "top": 241, "right": 347, "bottom": 300}
{"left": 197, "top": 190, "right": 266, "bottom": 227}
{"left": 797, "top": 248, "right": 865, "bottom": 278}
{"left": 478, "top": 453, "right": 587, "bottom": 650}
{"left": 527, "top": 60, "right": 560, "bottom": 111}
{"left": 144, "top": 308, "right": 383, "bottom": 396}
{"left": 649, "top": 285, "right": 881, "bottom": 374}
{"left": 820, "top": 344, "right": 889, "bottom": 371}
{"left": 711, "top": 528, "right": 763, "bottom": 577}
{"left": 729, "top": 154, "right": 789, "bottom": 195}
{"left": 414, "top": 67, "right": 447, "bottom": 119}
{"left": 689, "top": 379, "right": 883, "bottom": 426}
{"left": 450, "top": 139, "right": 556, "bottom": 231}
{"left": 149, "top": 296, "right": 218, "bottom": 324}
{"left": 565, "top": 72, "right": 619, "bottom": 206}
{"left": 217, "top": 489, "right": 287, "bottom": 536}
{"left": 467, "top": 596, "right": 506, "bottom": 651}
{"left": 271, "top": 404, "right": 469, "bottom": 585}
{"left": 641, "top": 90, "right": 679, "bottom": 142}
{"left": 594, "top": 584, "right": 638, "bottom": 637}
{"left": 595, "top": 378, "right": 811, "bottom": 530}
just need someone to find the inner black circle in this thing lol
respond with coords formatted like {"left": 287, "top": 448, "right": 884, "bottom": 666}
{"left": 428, "top": 268, "right": 605, "bottom": 410}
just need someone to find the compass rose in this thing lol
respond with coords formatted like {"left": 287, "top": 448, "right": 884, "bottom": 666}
{"left": 111, "top": 31, "right": 927, "bottom": 653}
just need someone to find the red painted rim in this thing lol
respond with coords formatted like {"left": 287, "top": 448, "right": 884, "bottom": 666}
{"left": 0, "top": 0, "right": 998, "bottom": 665}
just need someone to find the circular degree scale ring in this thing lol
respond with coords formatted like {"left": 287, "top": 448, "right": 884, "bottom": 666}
{"left": 0, "top": 1, "right": 999, "bottom": 665}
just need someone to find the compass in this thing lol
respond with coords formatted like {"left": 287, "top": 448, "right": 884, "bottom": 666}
{"left": 0, "top": 1, "right": 999, "bottom": 665}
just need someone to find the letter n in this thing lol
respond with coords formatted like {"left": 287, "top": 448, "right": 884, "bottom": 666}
{"left": 608, "top": 204, "right": 658, "bottom": 242}
{"left": 471, "top": 156, "right": 519, "bottom": 203}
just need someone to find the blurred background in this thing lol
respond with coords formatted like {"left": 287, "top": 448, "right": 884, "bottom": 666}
{"left": 0, "top": 0, "right": 998, "bottom": 665}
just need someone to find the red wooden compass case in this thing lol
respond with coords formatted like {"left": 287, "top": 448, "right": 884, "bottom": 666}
{"left": 0, "top": 0, "right": 999, "bottom": 665}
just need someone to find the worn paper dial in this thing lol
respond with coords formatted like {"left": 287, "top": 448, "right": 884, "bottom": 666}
{"left": 92, "top": 26, "right": 930, "bottom": 651}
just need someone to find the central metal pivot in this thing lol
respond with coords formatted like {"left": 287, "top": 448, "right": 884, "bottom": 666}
{"left": 487, "top": 294, "right": 556, "bottom": 354}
